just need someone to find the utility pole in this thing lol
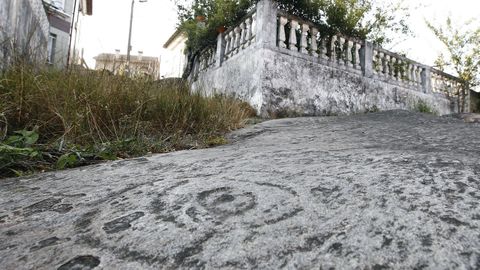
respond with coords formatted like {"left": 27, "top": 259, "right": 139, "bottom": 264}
{"left": 126, "top": 0, "right": 147, "bottom": 76}
{"left": 126, "top": 0, "right": 135, "bottom": 75}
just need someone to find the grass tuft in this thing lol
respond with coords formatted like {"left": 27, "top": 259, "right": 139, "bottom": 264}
{"left": 415, "top": 100, "right": 435, "bottom": 114}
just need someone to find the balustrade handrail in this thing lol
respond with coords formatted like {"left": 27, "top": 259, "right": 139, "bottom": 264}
{"left": 372, "top": 46, "right": 427, "bottom": 69}
{"left": 431, "top": 68, "right": 465, "bottom": 83}
{"left": 276, "top": 9, "right": 364, "bottom": 44}
{"left": 276, "top": 10, "right": 320, "bottom": 32}
{"left": 223, "top": 9, "right": 257, "bottom": 36}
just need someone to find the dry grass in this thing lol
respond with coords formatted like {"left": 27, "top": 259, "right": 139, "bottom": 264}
{"left": 0, "top": 63, "right": 256, "bottom": 177}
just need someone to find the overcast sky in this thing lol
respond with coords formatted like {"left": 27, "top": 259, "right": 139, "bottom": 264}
{"left": 81, "top": 0, "right": 480, "bottom": 71}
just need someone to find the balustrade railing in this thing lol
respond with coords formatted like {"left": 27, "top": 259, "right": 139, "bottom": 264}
{"left": 276, "top": 11, "right": 363, "bottom": 73}
{"left": 431, "top": 69, "right": 464, "bottom": 96}
{"left": 223, "top": 11, "right": 256, "bottom": 61}
{"left": 372, "top": 48, "right": 424, "bottom": 88}
{"left": 193, "top": 45, "right": 216, "bottom": 79}
{"left": 193, "top": 11, "right": 256, "bottom": 76}
{"left": 192, "top": 0, "right": 468, "bottom": 112}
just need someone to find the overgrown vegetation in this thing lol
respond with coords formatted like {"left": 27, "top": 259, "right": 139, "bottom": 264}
{"left": 426, "top": 17, "right": 479, "bottom": 112}
{"left": 427, "top": 17, "right": 480, "bottom": 89}
{"left": 176, "top": 0, "right": 411, "bottom": 77}
{"left": 0, "top": 63, "right": 255, "bottom": 178}
{"left": 415, "top": 100, "right": 435, "bottom": 114}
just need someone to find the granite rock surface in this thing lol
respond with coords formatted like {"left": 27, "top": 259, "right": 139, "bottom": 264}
{"left": 1, "top": 110, "right": 480, "bottom": 269}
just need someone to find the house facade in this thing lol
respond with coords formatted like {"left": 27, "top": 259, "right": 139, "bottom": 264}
{"left": 94, "top": 52, "right": 161, "bottom": 79}
{"left": 0, "top": 0, "right": 92, "bottom": 69}
{"left": 161, "top": 29, "right": 187, "bottom": 78}
{"left": 70, "top": 0, "right": 93, "bottom": 67}
{"left": 43, "top": 0, "right": 92, "bottom": 68}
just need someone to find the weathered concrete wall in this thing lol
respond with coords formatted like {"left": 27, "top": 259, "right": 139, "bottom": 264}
{"left": 0, "top": 0, "right": 49, "bottom": 68}
{"left": 193, "top": 45, "right": 453, "bottom": 117}
{"left": 260, "top": 47, "right": 453, "bottom": 116}
{"left": 192, "top": 46, "right": 266, "bottom": 113}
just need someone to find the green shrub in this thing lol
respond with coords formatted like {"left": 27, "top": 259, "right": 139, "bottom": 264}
{"left": 415, "top": 100, "right": 435, "bottom": 114}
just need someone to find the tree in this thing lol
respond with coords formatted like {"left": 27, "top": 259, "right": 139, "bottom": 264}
{"left": 176, "top": 0, "right": 411, "bottom": 78}
{"left": 426, "top": 18, "right": 480, "bottom": 89}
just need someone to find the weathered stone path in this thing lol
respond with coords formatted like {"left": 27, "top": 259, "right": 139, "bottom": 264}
{"left": 1, "top": 110, "right": 480, "bottom": 269}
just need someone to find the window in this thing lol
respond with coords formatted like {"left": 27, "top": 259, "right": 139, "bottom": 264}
{"left": 50, "top": 0, "right": 65, "bottom": 10}
{"left": 47, "top": 34, "right": 57, "bottom": 64}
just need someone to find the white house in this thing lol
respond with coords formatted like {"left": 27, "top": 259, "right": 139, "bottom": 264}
{"left": 43, "top": 0, "right": 92, "bottom": 68}
{"left": 161, "top": 29, "right": 187, "bottom": 78}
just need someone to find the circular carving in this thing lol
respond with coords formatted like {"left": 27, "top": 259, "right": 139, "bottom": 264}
{"left": 197, "top": 187, "right": 256, "bottom": 218}
{"left": 149, "top": 180, "right": 303, "bottom": 228}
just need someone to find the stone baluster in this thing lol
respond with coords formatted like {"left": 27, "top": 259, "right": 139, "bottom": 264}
{"left": 234, "top": 27, "right": 241, "bottom": 54}
{"left": 407, "top": 63, "right": 412, "bottom": 85}
{"left": 224, "top": 34, "right": 231, "bottom": 59}
{"left": 300, "top": 24, "right": 309, "bottom": 54}
{"left": 320, "top": 38, "right": 328, "bottom": 60}
{"left": 400, "top": 60, "right": 406, "bottom": 82}
{"left": 434, "top": 73, "right": 440, "bottom": 91}
{"left": 391, "top": 57, "right": 397, "bottom": 80}
{"left": 416, "top": 66, "right": 422, "bottom": 87}
{"left": 289, "top": 19, "right": 299, "bottom": 51}
{"left": 431, "top": 73, "right": 436, "bottom": 91}
{"left": 384, "top": 55, "right": 391, "bottom": 77}
{"left": 278, "top": 16, "right": 288, "bottom": 49}
{"left": 228, "top": 31, "right": 235, "bottom": 57}
{"left": 372, "top": 50, "right": 378, "bottom": 74}
{"left": 330, "top": 35, "right": 337, "bottom": 62}
{"left": 245, "top": 17, "right": 252, "bottom": 46}
{"left": 396, "top": 59, "right": 402, "bottom": 81}
{"left": 412, "top": 64, "right": 418, "bottom": 85}
{"left": 347, "top": 40, "right": 354, "bottom": 68}
{"left": 250, "top": 13, "right": 256, "bottom": 43}
{"left": 240, "top": 22, "right": 246, "bottom": 48}
{"left": 338, "top": 36, "right": 345, "bottom": 65}
{"left": 354, "top": 43, "right": 361, "bottom": 69}
{"left": 310, "top": 27, "right": 319, "bottom": 57}
{"left": 408, "top": 64, "right": 414, "bottom": 85}
{"left": 378, "top": 52, "right": 385, "bottom": 75}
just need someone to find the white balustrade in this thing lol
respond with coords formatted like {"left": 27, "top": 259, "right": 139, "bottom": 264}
{"left": 338, "top": 37, "right": 345, "bottom": 65}
{"left": 278, "top": 16, "right": 288, "bottom": 48}
{"left": 354, "top": 43, "right": 361, "bottom": 70}
{"left": 300, "top": 24, "right": 309, "bottom": 54}
{"left": 245, "top": 18, "right": 252, "bottom": 47}
{"left": 347, "top": 40, "right": 353, "bottom": 68}
{"left": 234, "top": 27, "right": 241, "bottom": 54}
{"left": 289, "top": 19, "right": 299, "bottom": 51}
{"left": 227, "top": 31, "right": 235, "bottom": 57}
{"left": 240, "top": 22, "right": 246, "bottom": 48}
{"left": 372, "top": 49, "right": 379, "bottom": 74}
{"left": 310, "top": 27, "right": 319, "bottom": 57}
{"left": 378, "top": 52, "right": 385, "bottom": 75}
{"left": 320, "top": 38, "right": 328, "bottom": 60}
{"left": 330, "top": 35, "right": 337, "bottom": 62}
